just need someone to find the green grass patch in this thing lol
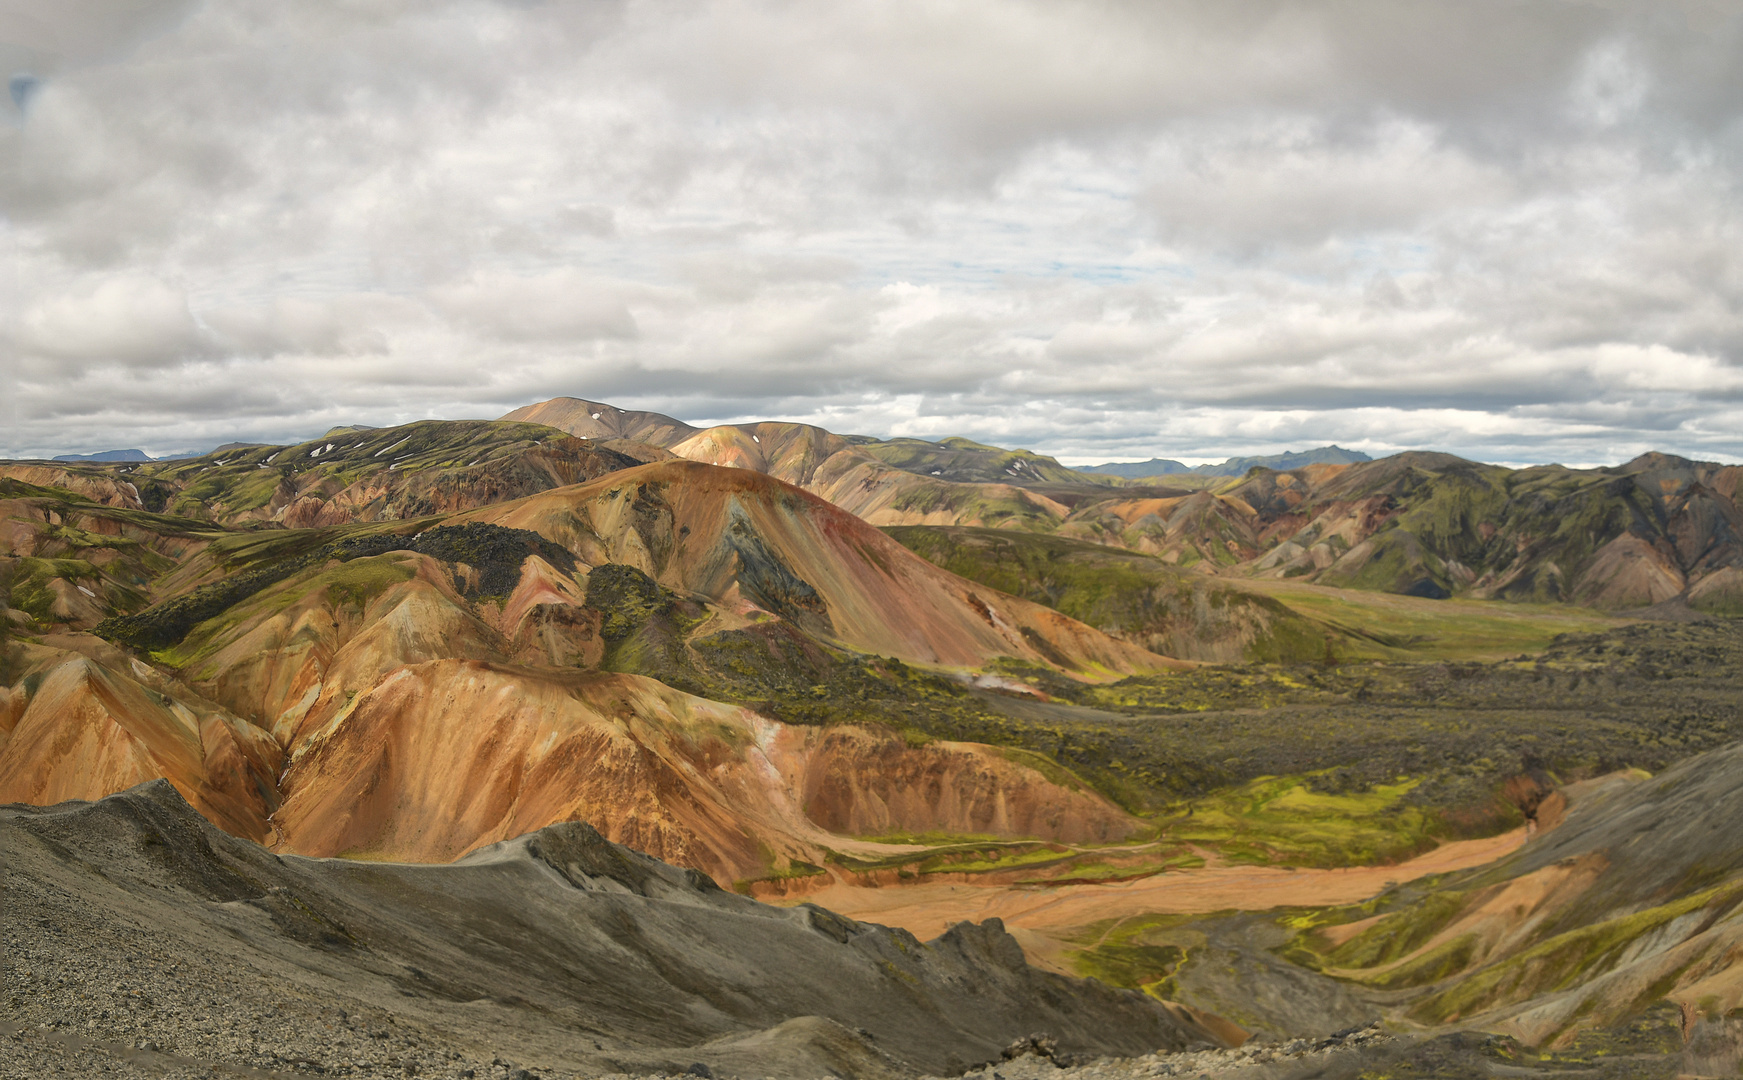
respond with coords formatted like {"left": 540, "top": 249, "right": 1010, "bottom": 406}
{"left": 994, "top": 745, "right": 1093, "bottom": 793}
{"left": 1240, "top": 579, "right": 1627, "bottom": 662}
{"left": 731, "top": 857, "right": 828, "bottom": 895}
{"left": 1152, "top": 773, "right": 1438, "bottom": 868}
{"left": 885, "top": 525, "right": 1333, "bottom": 663}
{"left": 1316, "top": 889, "right": 1476, "bottom": 971}
{"left": 822, "top": 840, "right": 1069, "bottom": 876}
{"left": 1024, "top": 852, "right": 1205, "bottom": 885}
{"left": 7, "top": 557, "right": 102, "bottom": 623}
{"left": 1066, "top": 912, "right": 1200, "bottom": 997}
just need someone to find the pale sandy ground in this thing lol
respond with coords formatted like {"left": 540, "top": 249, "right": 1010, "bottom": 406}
{"left": 795, "top": 828, "right": 1529, "bottom": 973}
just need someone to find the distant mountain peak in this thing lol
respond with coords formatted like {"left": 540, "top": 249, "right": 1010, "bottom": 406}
{"left": 1076, "top": 445, "right": 1372, "bottom": 479}
{"left": 51, "top": 449, "right": 153, "bottom": 463}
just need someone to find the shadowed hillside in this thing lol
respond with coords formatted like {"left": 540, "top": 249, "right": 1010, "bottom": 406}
{"left": 883, "top": 525, "right": 1331, "bottom": 664}
{"left": 3, "top": 780, "right": 1226, "bottom": 1079}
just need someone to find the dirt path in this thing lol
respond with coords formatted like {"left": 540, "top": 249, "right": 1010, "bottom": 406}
{"left": 797, "top": 828, "right": 1529, "bottom": 947}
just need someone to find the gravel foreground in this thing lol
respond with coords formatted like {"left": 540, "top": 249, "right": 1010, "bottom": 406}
{"left": 1, "top": 1002, "right": 1393, "bottom": 1080}
{"left": 3, "top": 781, "right": 1224, "bottom": 1080}
{"left": 2, "top": 779, "right": 1689, "bottom": 1080}
{"left": 2, "top": 846, "right": 1389, "bottom": 1080}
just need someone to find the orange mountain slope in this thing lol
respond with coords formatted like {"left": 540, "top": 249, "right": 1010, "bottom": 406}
{"left": 465, "top": 459, "right": 1168, "bottom": 675}
{"left": 3, "top": 543, "right": 1144, "bottom": 882}
{"left": 2, "top": 459, "right": 1167, "bottom": 882}
{"left": 270, "top": 658, "right": 1138, "bottom": 881}
{"left": 0, "top": 637, "right": 280, "bottom": 840}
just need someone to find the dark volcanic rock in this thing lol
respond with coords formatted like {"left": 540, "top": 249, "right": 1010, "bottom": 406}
{"left": 2, "top": 781, "right": 1223, "bottom": 1079}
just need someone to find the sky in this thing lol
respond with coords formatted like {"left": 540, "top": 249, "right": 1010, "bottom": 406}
{"left": 3, "top": 1, "right": 1741, "bottom": 467}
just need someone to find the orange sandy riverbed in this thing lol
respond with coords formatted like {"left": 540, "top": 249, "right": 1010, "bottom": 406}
{"left": 796, "top": 828, "right": 1529, "bottom": 963}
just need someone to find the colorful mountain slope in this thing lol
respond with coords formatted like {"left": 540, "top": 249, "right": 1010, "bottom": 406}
{"left": 16, "top": 398, "right": 1740, "bottom": 610}
{"left": 502, "top": 396, "right": 1087, "bottom": 487}
{"left": 4, "top": 535, "right": 1145, "bottom": 881}
{"left": 499, "top": 397, "right": 1743, "bottom": 611}
{"left": 501, "top": 397, "right": 1082, "bottom": 531}
{"left": 1235, "top": 452, "right": 1743, "bottom": 609}
{"left": 0, "top": 477, "right": 215, "bottom": 632}
{"left": 0, "top": 636, "right": 280, "bottom": 840}
{"left": 1, "top": 420, "right": 643, "bottom": 528}
{"left": 270, "top": 658, "right": 1139, "bottom": 880}
{"left": 6, "top": 457, "right": 1172, "bottom": 883}
{"left": 500, "top": 395, "right": 700, "bottom": 446}
{"left": 465, "top": 460, "right": 1164, "bottom": 675}
{"left": 1284, "top": 727, "right": 1743, "bottom": 1050}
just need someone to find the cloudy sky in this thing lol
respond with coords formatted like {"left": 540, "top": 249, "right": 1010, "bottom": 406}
{"left": 3, "top": 0, "right": 1741, "bottom": 466}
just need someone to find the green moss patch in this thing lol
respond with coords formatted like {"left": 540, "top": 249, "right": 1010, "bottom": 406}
{"left": 1065, "top": 913, "right": 1200, "bottom": 998}
{"left": 1150, "top": 773, "right": 1439, "bottom": 869}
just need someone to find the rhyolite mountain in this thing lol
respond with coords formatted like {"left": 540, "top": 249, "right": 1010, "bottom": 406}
{"left": 0, "top": 463, "right": 1162, "bottom": 885}
{"left": 14, "top": 397, "right": 1736, "bottom": 612}
{"left": 500, "top": 397, "right": 1741, "bottom": 613}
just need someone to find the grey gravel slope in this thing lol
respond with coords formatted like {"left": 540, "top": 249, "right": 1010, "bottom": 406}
{"left": 2, "top": 781, "right": 1223, "bottom": 1079}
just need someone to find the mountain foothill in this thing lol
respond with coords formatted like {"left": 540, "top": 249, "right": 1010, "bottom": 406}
{"left": 5, "top": 395, "right": 1743, "bottom": 1076}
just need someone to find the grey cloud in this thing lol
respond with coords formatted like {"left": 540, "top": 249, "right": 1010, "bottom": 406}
{"left": 1141, "top": 120, "right": 1519, "bottom": 251}
{"left": 431, "top": 271, "right": 640, "bottom": 342}
{"left": 2, "top": 0, "right": 1740, "bottom": 469}
{"left": 11, "top": 274, "right": 213, "bottom": 368}
{"left": 670, "top": 253, "right": 859, "bottom": 302}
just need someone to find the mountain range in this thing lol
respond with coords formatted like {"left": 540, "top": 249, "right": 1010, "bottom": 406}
{"left": 1075, "top": 446, "right": 1373, "bottom": 479}
{"left": 51, "top": 448, "right": 155, "bottom": 462}
{"left": 29, "top": 401, "right": 1736, "bottom": 623}
{"left": 4, "top": 394, "right": 1743, "bottom": 1072}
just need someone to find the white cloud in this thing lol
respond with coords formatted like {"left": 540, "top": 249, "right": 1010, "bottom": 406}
{"left": 431, "top": 270, "right": 640, "bottom": 343}
{"left": 0, "top": 0, "right": 1739, "bottom": 467}
{"left": 13, "top": 274, "right": 210, "bottom": 366}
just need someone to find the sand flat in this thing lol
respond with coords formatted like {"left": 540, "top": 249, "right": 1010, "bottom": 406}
{"left": 801, "top": 828, "right": 1530, "bottom": 945}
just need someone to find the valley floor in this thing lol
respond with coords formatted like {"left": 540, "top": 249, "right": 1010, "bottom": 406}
{"left": 794, "top": 828, "right": 1530, "bottom": 973}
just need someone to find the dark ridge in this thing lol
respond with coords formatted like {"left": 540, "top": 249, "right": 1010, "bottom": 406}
{"left": 3, "top": 780, "right": 1223, "bottom": 1076}
{"left": 408, "top": 521, "right": 576, "bottom": 597}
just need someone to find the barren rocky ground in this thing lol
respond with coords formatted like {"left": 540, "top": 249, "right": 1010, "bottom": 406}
{"left": 1, "top": 781, "right": 1220, "bottom": 1080}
